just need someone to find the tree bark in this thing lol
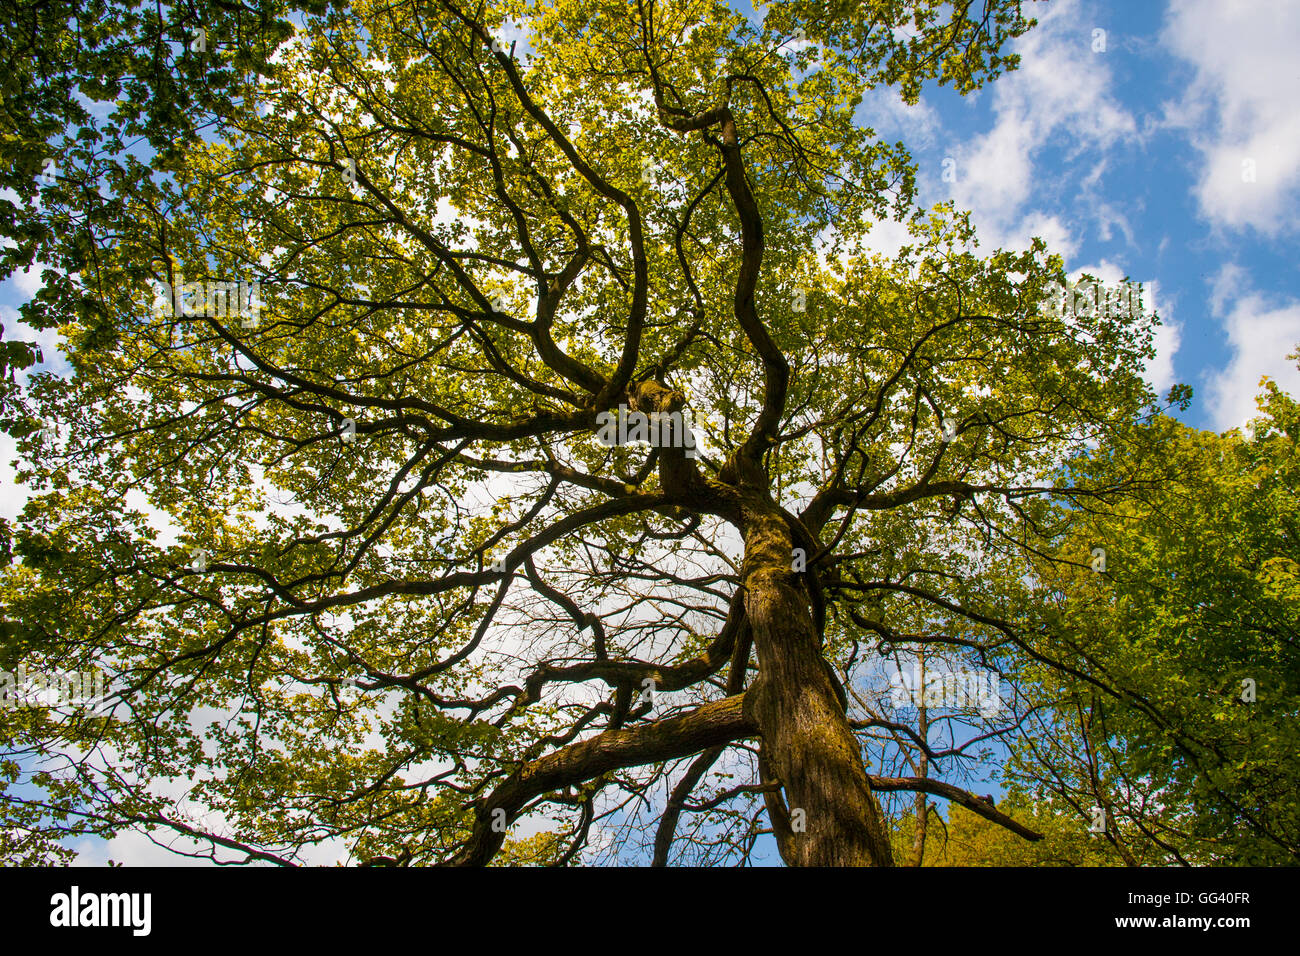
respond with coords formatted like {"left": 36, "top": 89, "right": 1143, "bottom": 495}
{"left": 912, "top": 655, "right": 930, "bottom": 866}
{"left": 739, "top": 499, "right": 894, "bottom": 866}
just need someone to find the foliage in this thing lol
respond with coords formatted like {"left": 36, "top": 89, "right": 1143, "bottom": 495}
{"left": 1004, "top": 360, "right": 1300, "bottom": 865}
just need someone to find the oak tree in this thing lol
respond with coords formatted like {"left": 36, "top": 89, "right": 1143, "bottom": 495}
{"left": 0, "top": 0, "right": 1203, "bottom": 867}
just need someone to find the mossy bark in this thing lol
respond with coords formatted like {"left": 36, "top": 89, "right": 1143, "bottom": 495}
{"left": 739, "top": 501, "right": 894, "bottom": 867}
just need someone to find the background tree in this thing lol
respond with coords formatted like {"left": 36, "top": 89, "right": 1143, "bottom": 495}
{"left": 0, "top": 0, "right": 1225, "bottom": 868}
{"left": 888, "top": 791, "right": 1127, "bottom": 866}
{"left": 1004, "top": 364, "right": 1300, "bottom": 865}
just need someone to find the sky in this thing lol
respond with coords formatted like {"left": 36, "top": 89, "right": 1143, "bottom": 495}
{"left": 852, "top": 0, "right": 1300, "bottom": 433}
{"left": 1, "top": 0, "right": 1298, "bottom": 865}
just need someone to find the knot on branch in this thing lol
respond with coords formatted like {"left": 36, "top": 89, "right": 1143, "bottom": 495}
{"left": 626, "top": 379, "right": 685, "bottom": 415}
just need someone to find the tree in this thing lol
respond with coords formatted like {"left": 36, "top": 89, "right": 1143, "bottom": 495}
{"left": 1, "top": 0, "right": 1204, "bottom": 867}
{"left": 888, "top": 791, "right": 1127, "bottom": 867}
{"left": 1003, "top": 363, "right": 1300, "bottom": 865}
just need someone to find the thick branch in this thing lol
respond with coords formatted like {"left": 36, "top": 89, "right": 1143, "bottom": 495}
{"left": 448, "top": 694, "right": 756, "bottom": 866}
{"left": 868, "top": 776, "right": 1043, "bottom": 842}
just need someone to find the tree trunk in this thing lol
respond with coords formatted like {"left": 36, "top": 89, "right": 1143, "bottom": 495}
{"left": 911, "top": 657, "right": 930, "bottom": 867}
{"left": 739, "top": 501, "right": 894, "bottom": 866}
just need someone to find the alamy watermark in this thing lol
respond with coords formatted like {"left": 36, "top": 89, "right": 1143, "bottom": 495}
{"left": 887, "top": 662, "right": 1003, "bottom": 717}
{"left": 595, "top": 406, "right": 699, "bottom": 458}
{"left": 1, "top": 667, "right": 112, "bottom": 713}
{"left": 1038, "top": 279, "right": 1146, "bottom": 320}
{"left": 148, "top": 274, "right": 263, "bottom": 326}
{"left": 50, "top": 886, "right": 151, "bottom": 936}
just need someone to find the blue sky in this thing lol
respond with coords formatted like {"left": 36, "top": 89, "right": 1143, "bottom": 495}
{"left": 1, "top": 0, "right": 1298, "bottom": 865}
{"left": 848, "top": 0, "right": 1300, "bottom": 433}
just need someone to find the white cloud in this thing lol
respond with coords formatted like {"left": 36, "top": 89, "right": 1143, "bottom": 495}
{"left": 0, "top": 304, "right": 71, "bottom": 523}
{"left": 0, "top": 434, "right": 32, "bottom": 523}
{"left": 860, "top": 86, "right": 941, "bottom": 149}
{"left": 857, "top": 216, "right": 916, "bottom": 260}
{"left": 1160, "top": 0, "right": 1300, "bottom": 234}
{"left": 74, "top": 828, "right": 221, "bottom": 867}
{"left": 0, "top": 303, "right": 66, "bottom": 383}
{"left": 10, "top": 262, "right": 47, "bottom": 299}
{"left": 1144, "top": 283, "right": 1182, "bottom": 398}
{"left": 938, "top": 0, "right": 1137, "bottom": 250}
{"left": 1093, "top": 201, "right": 1136, "bottom": 246}
{"left": 1004, "top": 211, "right": 1080, "bottom": 259}
{"left": 1207, "top": 262, "right": 1248, "bottom": 316}
{"left": 1079, "top": 160, "right": 1138, "bottom": 246}
{"left": 1202, "top": 266, "right": 1300, "bottom": 430}
{"left": 949, "top": 115, "right": 1035, "bottom": 221}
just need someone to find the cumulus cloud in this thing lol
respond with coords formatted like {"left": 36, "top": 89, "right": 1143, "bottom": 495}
{"left": 0, "top": 303, "right": 65, "bottom": 381}
{"left": 1160, "top": 0, "right": 1300, "bottom": 234}
{"left": 859, "top": 86, "right": 942, "bottom": 149}
{"left": 73, "top": 830, "right": 219, "bottom": 867}
{"left": 1202, "top": 265, "right": 1300, "bottom": 430}
{"left": 940, "top": 0, "right": 1137, "bottom": 251}
{"left": 1143, "top": 282, "right": 1183, "bottom": 399}
{"left": 0, "top": 304, "right": 71, "bottom": 522}
{"left": 10, "top": 263, "right": 47, "bottom": 299}
{"left": 857, "top": 215, "right": 917, "bottom": 261}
